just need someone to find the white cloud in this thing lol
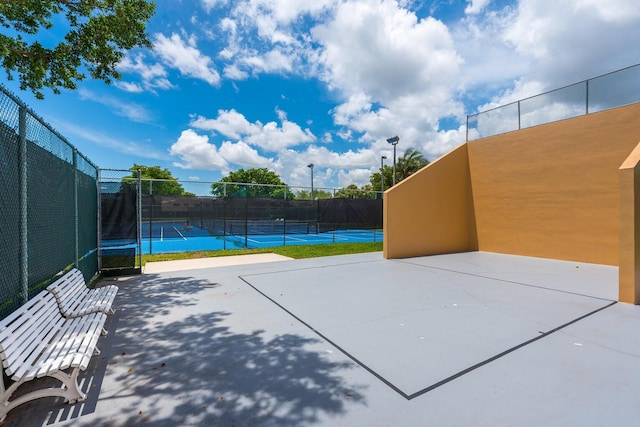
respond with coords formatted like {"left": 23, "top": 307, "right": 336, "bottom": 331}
{"left": 55, "top": 119, "right": 167, "bottom": 160}
{"left": 450, "top": 0, "right": 640, "bottom": 129}
{"left": 210, "top": 0, "right": 336, "bottom": 79}
{"left": 306, "top": 1, "right": 467, "bottom": 162}
{"left": 223, "top": 64, "right": 250, "bottom": 80}
{"left": 113, "top": 81, "right": 144, "bottom": 93}
{"left": 169, "top": 129, "right": 274, "bottom": 171}
{"left": 238, "top": 48, "right": 295, "bottom": 74}
{"left": 276, "top": 144, "right": 383, "bottom": 187}
{"left": 231, "top": 0, "right": 335, "bottom": 34}
{"left": 218, "top": 141, "right": 273, "bottom": 167}
{"left": 190, "top": 109, "right": 255, "bottom": 139}
{"left": 154, "top": 33, "right": 221, "bottom": 86}
{"left": 244, "top": 119, "right": 316, "bottom": 151}
{"left": 163, "top": 0, "right": 640, "bottom": 187}
{"left": 332, "top": 93, "right": 372, "bottom": 127}
{"left": 78, "top": 89, "right": 154, "bottom": 124}
{"left": 169, "top": 129, "right": 229, "bottom": 170}
{"left": 250, "top": 0, "right": 335, "bottom": 25}
{"left": 117, "top": 54, "right": 173, "bottom": 92}
{"left": 201, "top": 0, "right": 229, "bottom": 13}
{"left": 501, "top": 0, "right": 640, "bottom": 86}
{"left": 573, "top": 0, "right": 640, "bottom": 23}
{"left": 465, "top": 0, "right": 491, "bottom": 15}
{"left": 188, "top": 0, "right": 468, "bottom": 165}
{"left": 190, "top": 109, "right": 316, "bottom": 152}
{"left": 312, "top": 1, "right": 461, "bottom": 102}
{"left": 218, "top": 18, "right": 239, "bottom": 60}
{"left": 451, "top": 7, "right": 530, "bottom": 94}
{"left": 337, "top": 168, "right": 374, "bottom": 188}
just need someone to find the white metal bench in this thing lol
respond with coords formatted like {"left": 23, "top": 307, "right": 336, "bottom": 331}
{"left": 46, "top": 268, "right": 118, "bottom": 318}
{"left": 0, "top": 290, "right": 107, "bottom": 421}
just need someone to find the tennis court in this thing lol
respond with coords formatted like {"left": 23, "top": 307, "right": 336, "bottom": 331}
{"left": 139, "top": 221, "right": 382, "bottom": 254}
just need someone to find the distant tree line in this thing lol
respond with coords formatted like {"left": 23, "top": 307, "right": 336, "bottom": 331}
{"left": 127, "top": 148, "right": 429, "bottom": 198}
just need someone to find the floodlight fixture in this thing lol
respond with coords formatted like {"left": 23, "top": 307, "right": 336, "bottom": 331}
{"left": 386, "top": 135, "right": 400, "bottom": 185}
{"left": 381, "top": 155, "right": 387, "bottom": 193}
{"left": 307, "top": 163, "right": 314, "bottom": 199}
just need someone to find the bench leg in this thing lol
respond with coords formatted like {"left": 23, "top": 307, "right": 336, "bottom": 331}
{"left": 50, "top": 368, "right": 87, "bottom": 404}
{"left": 0, "top": 367, "right": 87, "bottom": 422}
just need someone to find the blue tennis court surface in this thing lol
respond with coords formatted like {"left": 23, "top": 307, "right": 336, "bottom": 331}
{"left": 140, "top": 228, "right": 382, "bottom": 254}
{"left": 100, "top": 221, "right": 383, "bottom": 254}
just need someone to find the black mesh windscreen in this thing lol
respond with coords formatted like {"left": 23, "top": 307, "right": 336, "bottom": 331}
{"left": 101, "top": 181, "right": 138, "bottom": 243}
{"left": 0, "top": 86, "right": 99, "bottom": 319}
{"left": 140, "top": 195, "right": 381, "bottom": 237}
{"left": 0, "top": 115, "right": 22, "bottom": 318}
{"left": 77, "top": 169, "right": 98, "bottom": 280}
{"left": 26, "top": 142, "right": 75, "bottom": 292}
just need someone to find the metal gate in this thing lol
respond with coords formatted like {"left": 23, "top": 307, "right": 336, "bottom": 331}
{"left": 98, "top": 169, "right": 142, "bottom": 275}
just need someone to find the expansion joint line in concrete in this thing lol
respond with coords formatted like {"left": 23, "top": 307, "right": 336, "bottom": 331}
{"left": 395, "top": 259, "right": 615, "bottom": 302}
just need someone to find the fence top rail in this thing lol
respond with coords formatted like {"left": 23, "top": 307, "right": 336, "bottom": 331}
{"left": 466, "top": 62, "right": 640, "bottom": 130}
{"left": 99, "top": 173, "right": 384, "bottom": 197}
{"left": 0, "top": 84, "right": 99, "bottom": 172}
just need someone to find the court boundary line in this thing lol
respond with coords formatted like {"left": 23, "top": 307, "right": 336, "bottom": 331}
{"left": 406, "top": 300, "right": 616, "bottom": 399}
{"left": 238, "top": 275, "right": 408, "bottom": 397}
{"left": 240, "top": 268, "right": 617, "bottom": 400}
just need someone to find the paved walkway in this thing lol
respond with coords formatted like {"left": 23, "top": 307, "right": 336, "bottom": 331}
{"left": 144, "top": 253, "right": 293, "bottom": 273}
{"left": 5, "top": 251, "right": 640, "bottom": 426}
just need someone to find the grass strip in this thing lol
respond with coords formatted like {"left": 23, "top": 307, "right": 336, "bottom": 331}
{"left": 143, "top": 241, "right": 383, "bottom": 264}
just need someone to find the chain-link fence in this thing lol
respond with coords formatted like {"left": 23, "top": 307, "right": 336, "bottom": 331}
{"left": 98, "top": 177, "right": 383, "bottom": 255}
{"left": 0, "top": 85, "right": 99, "bottom": 319}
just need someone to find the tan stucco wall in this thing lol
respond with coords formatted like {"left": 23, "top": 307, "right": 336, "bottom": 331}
{"left": 468, "top": 102, "right": 640, "bottom": 266}
{"left": 383, "top": 143, "right": 478, "bottom": 258}
{"left": 619, "top": 142, "right": 640, "bottom": 303}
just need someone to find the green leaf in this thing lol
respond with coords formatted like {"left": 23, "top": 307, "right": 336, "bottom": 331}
{"left": 0, "top": 0, "right": 155, "bottom": 99}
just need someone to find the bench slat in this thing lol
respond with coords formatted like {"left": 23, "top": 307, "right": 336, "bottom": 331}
{"left": 35, "top": 312, "right": 106, "bottom": 378}
{"left": 0, "top": 292, "right": 106, "bottom": 382}
{"left": 47, "top": 268, "right": 118, "bottom": 318}
{"left": 0, "top": 285, "right": 108, "bottom": 421}
{"left": 0, "top": 295, "right": 64, "bottom": 379}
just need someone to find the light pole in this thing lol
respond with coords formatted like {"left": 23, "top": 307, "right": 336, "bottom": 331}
{"left": 386, "top": 135, "right": 399, "bottom": 186}
{"left": 380, "top": 155, "right": 387, "bottom": 193}
{"left": 307, "top": 163, "right": 314, "bottom": 199}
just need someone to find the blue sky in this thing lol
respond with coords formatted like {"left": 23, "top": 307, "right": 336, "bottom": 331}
{"left": 2, "top": 0, "right": 639, "bottom": 195}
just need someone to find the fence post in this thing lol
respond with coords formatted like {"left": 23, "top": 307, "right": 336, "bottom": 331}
{"left": 137, "top": 170, "right": 142, "bottom": 268}
{"left": 97, "top": 169, "right": 102, "bottom": 272}
{"left": 73, "top": 149, "right": 79, "bottom": 269}
{"left": 149, "top": 179, "right": 153, "bottom": 255}
{"left": 586, "top": 80, "right": 590, "bottom": 114}
{"left": 18, "top": 106, "right": 28, "bottom": 303}
{"left": 466, "top": 115, "right": 469, "bottom": 142}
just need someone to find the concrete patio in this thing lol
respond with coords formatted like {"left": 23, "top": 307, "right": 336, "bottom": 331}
{"left": 5, "top": 251, "right": 640, "bottom": 426}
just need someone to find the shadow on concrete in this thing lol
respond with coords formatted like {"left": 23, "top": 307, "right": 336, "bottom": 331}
{"left": 4, "top": 273, "right": 367, "bottom": 426}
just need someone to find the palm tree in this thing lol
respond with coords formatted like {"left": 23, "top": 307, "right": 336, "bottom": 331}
{"left": 395, "top": 148, "right": 429, "bottom": 181}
